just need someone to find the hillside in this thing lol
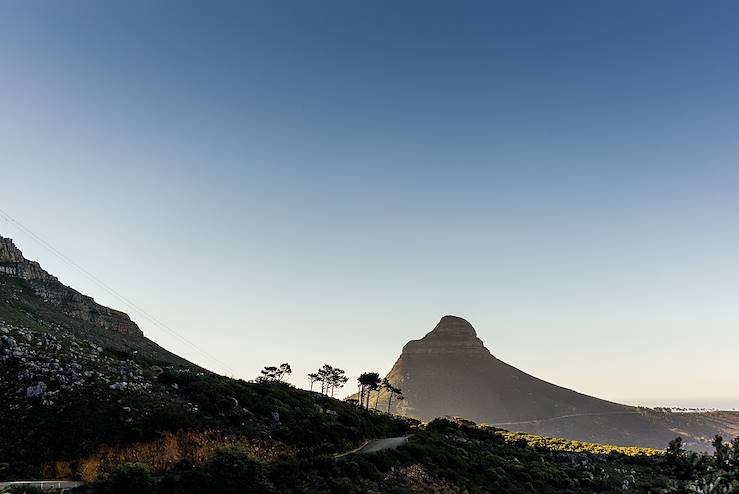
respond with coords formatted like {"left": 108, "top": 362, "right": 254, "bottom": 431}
{"left": 372, "top": 316, "right": 739, "bottom": 451}
{"left": 0, "top": 236, "right": 410, "bottom": 481}
{"left": 1, "top": 234, "right": 735, "bottom": 493}
{"left": 0, "top": 236, "right": 189, "bottom": 366}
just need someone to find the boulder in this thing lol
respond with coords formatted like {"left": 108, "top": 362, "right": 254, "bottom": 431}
{"left": 26, "top": 381, "right": 47, "bottom": 398}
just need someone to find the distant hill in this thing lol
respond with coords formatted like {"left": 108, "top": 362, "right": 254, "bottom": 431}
{"left": 373, "top": 315, "right": 739, "bottom": 450}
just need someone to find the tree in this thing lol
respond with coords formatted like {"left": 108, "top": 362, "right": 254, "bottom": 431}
{"left": 317, "top": 364, "right": 334, "bottom": 395}
{"left": 108, "top": 463, "right": 154, "bottom": 494}
{"left": 666, "top": 437, "right": 710, "bottom": 484}
{"left": 307, "top": 372, "right": 321, "bottom": 392}
{"left": 256, "top": 362, "right": 293, "bottom": 383}
{"left": 382, "top": 378, "right": 402, "bottom": 414}
{"left": 666, "top": 437, "right": 685, "bottom": 463}
{"left": 357, "top": 372, "right": 381, "bottom": 410}
{"left": 327, "top": 367, "right": 349, "bottom": 397}
{"left": 257, "top": 363, "right": 291, "bottom": 383}
{"left": 713, "top": 435, "right": 730, "bottom": 471}
{"left": 207, "top": 447, "right": 268, "bottom": 493}
{"left": 257, "top": 366, "right": 278, "bottom": 382}
{"left": 275, "top": 363, "right": 292, "bottom": 382}
{"left": 394, "top": 394, "right": 405, "bottom": 415}
{"left": 730, "top": 437, "right": 739, "bottom": 470}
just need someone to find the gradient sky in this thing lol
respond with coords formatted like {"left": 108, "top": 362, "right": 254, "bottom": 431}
{"left": 1, "top": 1, "right": 738, "bottom": 409}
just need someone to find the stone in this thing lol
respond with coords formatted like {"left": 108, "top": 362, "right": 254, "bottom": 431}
{"left": 1, "top": 335, "right": 17, "bottom": 349}
{"left": 26, "top": 381, "right": 47, "bottom": 398}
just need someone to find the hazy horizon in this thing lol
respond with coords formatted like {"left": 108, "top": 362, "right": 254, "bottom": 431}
{"left": 2, "top": 1, "right": 738, "bottom": 409}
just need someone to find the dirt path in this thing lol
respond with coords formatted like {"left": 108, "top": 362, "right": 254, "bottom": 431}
{"left": 496, "top": 411, "right": 641, "bottom": 427}
{"left": 336, "top": 436, "right": 410, "bottom": 458}
{"left": 356, "top": 436, "right": 409, "bottom": 454}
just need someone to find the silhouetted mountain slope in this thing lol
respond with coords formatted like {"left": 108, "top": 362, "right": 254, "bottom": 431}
{"left": 377, "top": 316, "right": 738, "bottom": 450}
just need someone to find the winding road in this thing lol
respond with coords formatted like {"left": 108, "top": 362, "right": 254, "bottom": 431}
{"left": 0, "top": 480, "right": 83, "bottom": 492}
{"left": 356, "top": 436, "right": 409, "bottom": 454}
{"left": 336, "top": 436, "right": 410, "bottom": 458}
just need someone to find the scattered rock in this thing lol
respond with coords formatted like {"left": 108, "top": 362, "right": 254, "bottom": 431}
{"left": 26, "top": 381, "right": 47, "bottom": 398}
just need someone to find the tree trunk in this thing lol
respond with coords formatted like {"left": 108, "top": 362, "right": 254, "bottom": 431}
{"left": 387, "top": 393, "right": 393, "bottom": 414}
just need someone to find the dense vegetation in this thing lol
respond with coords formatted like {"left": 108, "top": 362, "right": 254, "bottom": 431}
{"left": 494, "top": 429, "right": 664, "bottom": 457}
{"left": 3, "top": 346, "right": 739, "bottom": 494}
{"left": 73, "top": 417, "right": 675, "bottom": 494}
{"left": 50, "top": 416, "right": 736, "bottom": 494}
{"left": 0, "top": 312, "right": 409, "bottom": 480}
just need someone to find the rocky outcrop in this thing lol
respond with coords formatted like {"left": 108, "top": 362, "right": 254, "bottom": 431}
{"left": 0, "top": 237, "right": 56, "bottom": 281}
{"left": 400, "top": 315, "right": 491, "bottom": 357}
{"left": 0, "top": 235, "right": 142, "bottom": 337}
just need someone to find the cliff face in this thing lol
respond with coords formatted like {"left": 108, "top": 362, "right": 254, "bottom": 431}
{"left": 0, "top": 236, "right": 142, "bottom": 337}
{"left": 0, "top": 237, "right": 57, "bottom": 282}
{"left": 400, "top": 316, "right": 491, "bottom": 357}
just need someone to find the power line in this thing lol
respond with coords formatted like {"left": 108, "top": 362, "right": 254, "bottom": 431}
{"left": 0, "top": 207, "right": 239, "bottom": 376}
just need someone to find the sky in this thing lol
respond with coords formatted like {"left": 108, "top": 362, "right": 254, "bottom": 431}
{"left": 1, "top": 0, "right": 738, "bottom": 409}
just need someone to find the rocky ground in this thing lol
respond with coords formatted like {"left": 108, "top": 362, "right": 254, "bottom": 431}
{"left": 0, "top": 321, "right": 179, "bottom": 409}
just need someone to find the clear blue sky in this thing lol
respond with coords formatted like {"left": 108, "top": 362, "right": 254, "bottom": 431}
{"left": 1, "top": 1, "right": 738, "bottom": 408}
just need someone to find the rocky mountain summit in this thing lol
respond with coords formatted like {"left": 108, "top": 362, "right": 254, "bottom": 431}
{"left": 0, "top": 235, "right": 188, "bottom": 364}
{"left": 400, "top": 315, "right": 491, "bottom": 357}
{"left": 0, "top": 236, "right": 141, "bottom": 337}
{"left": 380, "top": 315, "right": 739, "bottom": 450}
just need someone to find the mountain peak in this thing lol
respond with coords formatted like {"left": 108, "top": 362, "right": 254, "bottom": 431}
{"left": 383, "top": 315, "right": 687, "bottom": 449}
{"left": 401, "top": 315, "right": 489, "bottom": 357}
{"left": 426, "top": 315, "right": 478, "bottom": 339}
{"left": 0, "top": 235, "right": 56, "bottom": 281}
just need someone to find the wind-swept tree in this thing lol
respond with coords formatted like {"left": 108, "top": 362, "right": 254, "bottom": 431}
{"left": 327, "top": 367, "right": 349, "bottom": 397}
{"left": 275, "top": 363, "right": 292, "bottom": 382}
{"left": 317, "top": 364, "right": 334, "bottom": 395}
{"left": 257, "top": 363, "right": 291, "bottom": 383}
{"left": 357, "top": 372, "right": 381, "bottom": 410}
{"left": 257, "top": 366, "right": 278, "bottom": 382}
{"left": 307, "top": 372, "right": 321, "bottom": 392}
{"left": 381, "top": 378, "right": 403, "bottom": 413}
{"left": 394, "top": 395, "right": 405, "bottom": 416}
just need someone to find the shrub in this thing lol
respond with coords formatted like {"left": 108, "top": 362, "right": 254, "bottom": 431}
{"left": 107, "top": 463, "right": 154, "bottom": 494}
{"left": 206, "top": 446, "right": 269, "bottom": 493}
